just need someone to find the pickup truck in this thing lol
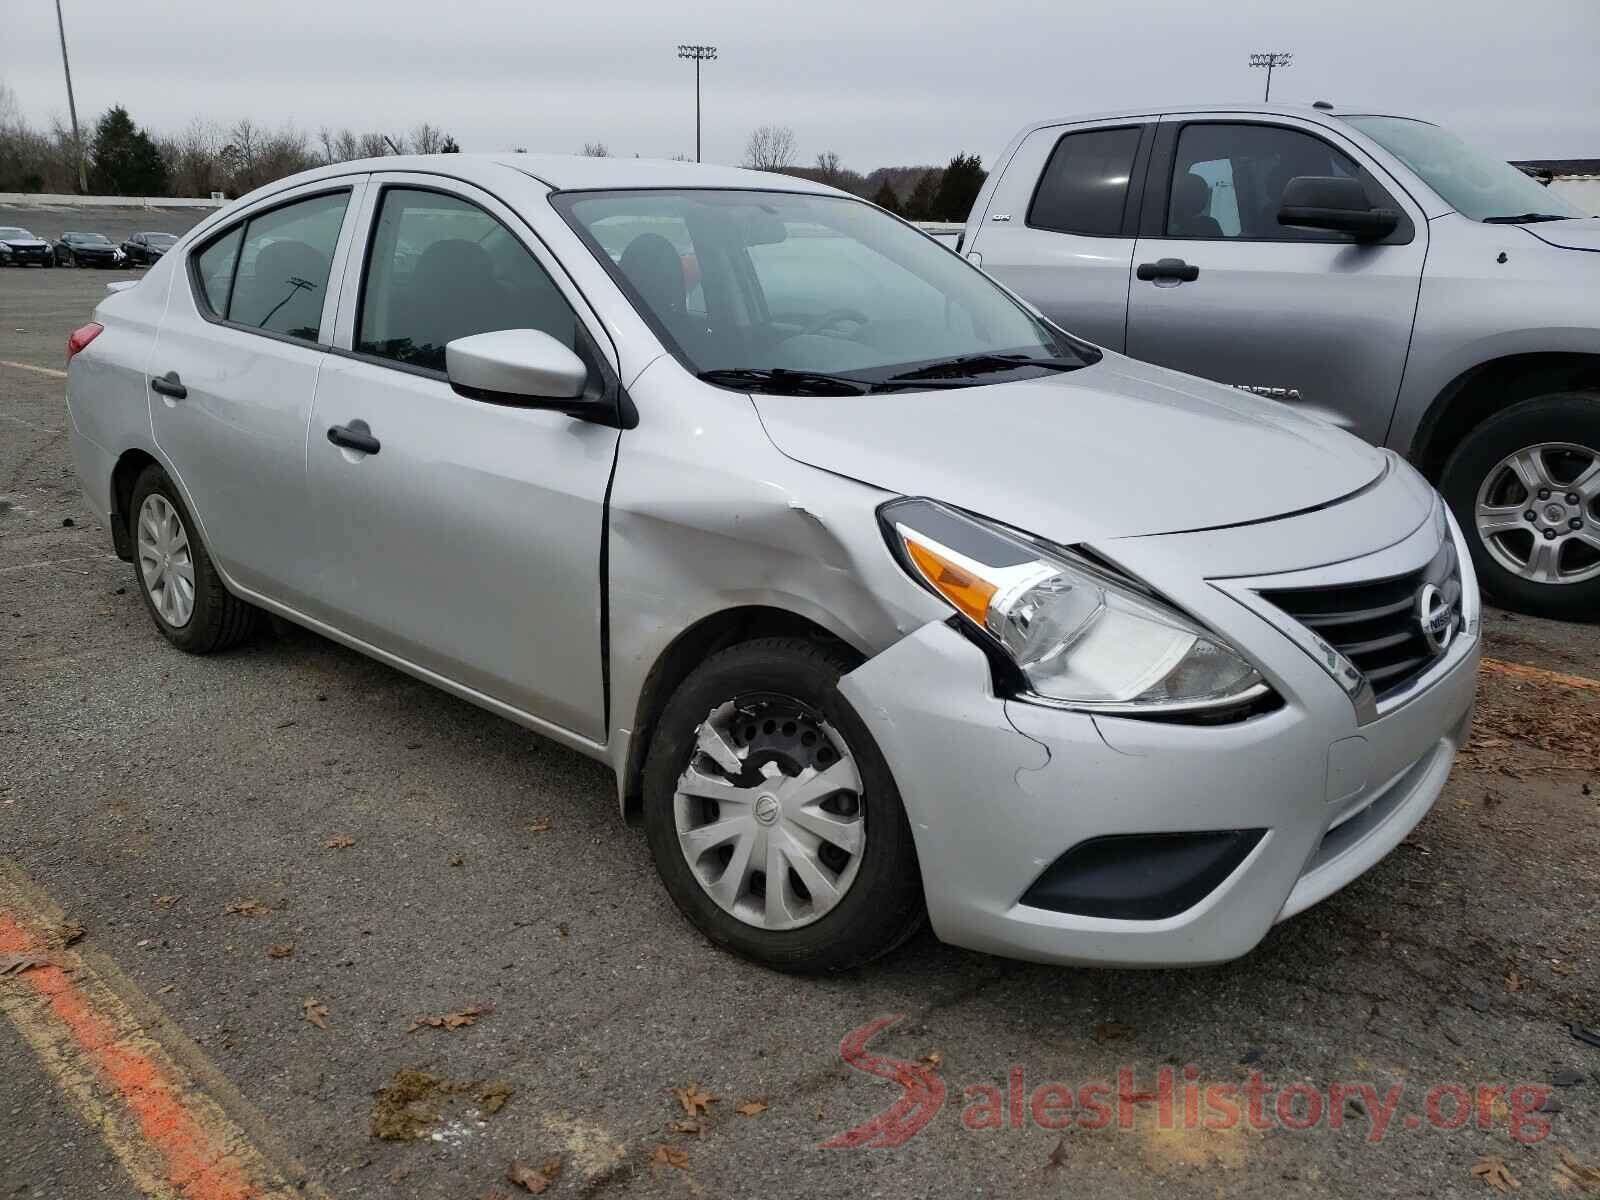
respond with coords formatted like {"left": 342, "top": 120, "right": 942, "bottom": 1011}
{"left": 960, "top": 102, "right": 1599, "bottom": 618}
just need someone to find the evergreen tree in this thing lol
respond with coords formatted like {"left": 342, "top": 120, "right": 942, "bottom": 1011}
{"left": 904, "top": 170, "right": 941, "bottom": 221}
{"left": 933, "top": 152, "right": 987, "bottom": 221}
{"left": 870, "top": 179, "right": 902, "bottom": 215}
{"left": 89, "top": 106, "right": 168, "bottom": 195}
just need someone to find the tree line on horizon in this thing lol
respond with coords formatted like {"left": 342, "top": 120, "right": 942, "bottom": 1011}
{"left": 0, "top": 87, "right": 986, "bottom": 222}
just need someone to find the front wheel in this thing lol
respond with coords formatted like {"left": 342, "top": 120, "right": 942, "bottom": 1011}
{"left": 641, "top": 637, "right": 925, "bottom": 973}
{"left": 1440, "top": 392, "right": 1600, "bottom": 620}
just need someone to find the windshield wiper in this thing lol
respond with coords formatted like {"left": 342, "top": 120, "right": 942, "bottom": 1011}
{"left": 1481, "top": 213, "right": 1574, "bottom": 224}
{"left": 697, "top": 367, "right": 870, "bottom": 396}
{"left": 881, "top": 352, "right": 1086, "bottom": 383}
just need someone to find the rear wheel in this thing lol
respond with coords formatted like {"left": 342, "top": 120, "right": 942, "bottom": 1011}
{"left": 1440, "top": 392, "right": 1600, "bottom": 620}
{"left": 641, "top": 637, "right": 925, "bottom": 973}
{"left": 129, "top": 465, "right": 257, "bottom": 653}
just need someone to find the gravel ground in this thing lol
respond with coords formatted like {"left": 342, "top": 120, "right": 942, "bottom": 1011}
{"left": 2, "top": 256, "right": 1598, "bottom": 1199}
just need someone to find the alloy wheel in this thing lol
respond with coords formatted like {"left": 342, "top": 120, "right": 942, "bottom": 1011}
{"left": 673, "top": 695, "right": 866, "bottom": 931}
{"left": 137, "top": 493, "right": 196, "bottom": 627}
{"left": 1474, "top": 441, "right": 1600, "bottom": 585}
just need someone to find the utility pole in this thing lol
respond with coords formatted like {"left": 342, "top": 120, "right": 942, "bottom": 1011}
{"left": 1248, "top": 52, "right": 1293, "bottom": 102}
{"left": 676, "top": 44, "right": 717, "bottom": 163}
{"left": 54, "top": 0, "right": 88, "bottom": 193}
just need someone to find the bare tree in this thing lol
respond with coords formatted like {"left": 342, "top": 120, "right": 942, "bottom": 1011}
{"left": 743, "top": 125, "right": 796, "bottom": 172}
{"left": 581, "top": 141, "right": 610, "bottom": 157}
{"left": 814, "top": 150, "right": 844, "bottom": 183}
{"left": 410, "top": 123, "right": 451, "bottom": 155}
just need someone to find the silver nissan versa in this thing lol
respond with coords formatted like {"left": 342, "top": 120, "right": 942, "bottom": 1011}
{"left": 65, "top": 155, "right": 1479, "bottom": 972}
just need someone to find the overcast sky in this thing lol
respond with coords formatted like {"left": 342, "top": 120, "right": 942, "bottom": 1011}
{"left": 5, "top": 0, "right": 1597, "bottom": 169}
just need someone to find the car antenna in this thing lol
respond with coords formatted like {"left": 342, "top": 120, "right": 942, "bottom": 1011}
{"left": 1313, "top": 100, "right": 1334, "bottom": 110}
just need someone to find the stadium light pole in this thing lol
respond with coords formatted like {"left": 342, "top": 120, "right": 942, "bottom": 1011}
{"left": 676, "top": 44, "right": 717, "bottom": 162}
{"left": 54, "top": 0, "right": 88, "bottom": 193}
{"left": 1248, "top": 52, "right": 1293, "bottom": 102}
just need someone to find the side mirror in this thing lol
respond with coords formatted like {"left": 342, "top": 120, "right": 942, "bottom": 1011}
{"left": 1277, "top": 176, "right": 1399, "bottom": 241}
{"left": 445, "top": 329, "right": 591, "bottom": 408}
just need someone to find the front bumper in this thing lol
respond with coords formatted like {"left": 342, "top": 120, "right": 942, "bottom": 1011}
{"left": 5, "top": 245, "right": 51, "bottom": 264}
{"left": 838, "top": 493, "right": 1479, "bottom": 968}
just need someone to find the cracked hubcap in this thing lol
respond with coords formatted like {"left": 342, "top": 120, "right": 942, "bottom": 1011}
{"left": 137, "top": 493, "right": 196, "bottom": 627}
{"left": 1474, "top": 442, "right": 1600, "bottom": 585}
{"left": 673, "top": 696, "right": 865, "bottom": 931}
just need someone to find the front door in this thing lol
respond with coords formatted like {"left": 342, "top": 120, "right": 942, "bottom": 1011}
{"left": 1124, "top": 116, "right": 1427, "bottom": 442}
{"left": 305, "top": 177, "right": 619, "bottom": 741}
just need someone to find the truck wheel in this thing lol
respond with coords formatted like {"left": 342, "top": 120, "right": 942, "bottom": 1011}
{"left": 641, "top": 637, "right": 925, "bottom": 973}
{"left": 1439, "top": 392, "right": 1600, "bottom": 620}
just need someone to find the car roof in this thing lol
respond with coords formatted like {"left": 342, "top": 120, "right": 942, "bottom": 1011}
{"left": 1010, "top": 100, "right": 1413, "bottom": 134}
{"left": 231, "top": 153, "right": 843, "bottom": 202}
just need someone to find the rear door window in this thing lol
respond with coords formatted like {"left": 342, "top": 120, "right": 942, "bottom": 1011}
{"left": 1027, "top": 126, "right": 1143, "bottom": 236}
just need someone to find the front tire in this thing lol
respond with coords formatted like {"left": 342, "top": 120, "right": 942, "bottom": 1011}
{"left": 1440, "top": 391, "right": 1600, "bottom": 620}
{"left": 641, "top": 637, "right": 925, "bottom": 973}
{"left": 129, "top": 465, "right": 256, "bottom": 653}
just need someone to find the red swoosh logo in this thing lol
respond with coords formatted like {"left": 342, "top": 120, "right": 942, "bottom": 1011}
{"left": 820, "top": 1015, "right": 946, "bottom": 1148}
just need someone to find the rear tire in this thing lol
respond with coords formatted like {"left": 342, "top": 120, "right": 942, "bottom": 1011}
{"left": 641, "top": 636, "right": 925, "bottom": 973}
{"left": 128, "top": 464, "right": 256, "bottom": 653}
{"left": 1439, "top": 391, "right": 1600, "bottom": 621}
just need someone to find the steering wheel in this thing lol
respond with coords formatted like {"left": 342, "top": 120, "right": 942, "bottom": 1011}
{"left": 793, "top": 307, "right": 869, "bottom": 336}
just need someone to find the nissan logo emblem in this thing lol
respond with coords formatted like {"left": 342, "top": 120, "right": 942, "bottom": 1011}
{"left": 1416, "top": 583, "right": 1457, "bottom": 656}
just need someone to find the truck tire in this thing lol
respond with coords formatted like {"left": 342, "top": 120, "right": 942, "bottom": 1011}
{"left": 1439, "top": 392, "right": 1600, "bottom": 621}
{"left": 641, "top": 636, "right": 926, "bottom": 973}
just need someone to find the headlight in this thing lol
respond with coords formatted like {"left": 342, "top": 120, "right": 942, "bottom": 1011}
{"left": 880, "top": 498, "right": 1268, "bottom": 714}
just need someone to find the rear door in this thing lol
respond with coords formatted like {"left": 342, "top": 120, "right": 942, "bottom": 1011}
{"left": 147, "top": 178, "right": 366, "bottom": 605}
{"left": 966, "top": 121, "right": 1151, "bottom": 351}
{"left": 1124, "top": 115, "right": 1426, "bottom": 441}
{"left": 303, "top": 173, "right": 620, "bottom": 741}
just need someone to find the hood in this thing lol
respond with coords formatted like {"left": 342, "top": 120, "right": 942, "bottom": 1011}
{"left": 1, "top": 237, "right": 48, "bottom": 248}
{"left": 1521, "top": 216, "right": 1600, "bottom": 253}
{"left": 752, "top": 354, "right": 1387, "bottom": 544}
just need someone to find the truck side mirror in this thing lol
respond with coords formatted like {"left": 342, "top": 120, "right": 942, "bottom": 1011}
{"left": 1278, "top": 176, "right": 1399, "bottom": 241}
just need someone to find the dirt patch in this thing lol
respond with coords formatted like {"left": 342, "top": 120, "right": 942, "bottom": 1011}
{"left": 370, "top": 1069, "right": 516, "bottom": 1141}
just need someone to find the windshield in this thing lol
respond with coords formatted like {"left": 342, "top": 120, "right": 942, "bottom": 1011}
{"left": 68, "top": 233, "right": 111, "bottom": 244}
{"left": 0, "top": 228, "right": 36, "bottom": 240}
{"left": 552, "top": 188, "right": 1094, "bottom": 388}
{"left": 1345, "top": 116, "right": 1583, "bottom": 223}
{"left": 146, "top": 233, "right": 177, "bottom": 246}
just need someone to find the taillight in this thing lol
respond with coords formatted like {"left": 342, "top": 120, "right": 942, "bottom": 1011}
{"left": 66, "top": 322, "right": 104, "bottom": 364}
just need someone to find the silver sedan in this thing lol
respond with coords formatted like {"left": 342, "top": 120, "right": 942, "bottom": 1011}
{"left": 64, "top": 154, "right": 1479, "bottom": 972}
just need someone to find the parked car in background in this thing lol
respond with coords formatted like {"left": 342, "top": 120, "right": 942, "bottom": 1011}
{"left": 54, "top": 232, "right": 125, "bottom": 268}
{"left": 0, "top": 226, "right": 55, "bottom": 267}
{"left": 962, "top": 102, "right": 1600, "bottom": 619}
{"left": 64, "top": 155, "right": 1477, "bottom": 973}
{"left": 121, "top": 231, "right": 177, "bottom": 265}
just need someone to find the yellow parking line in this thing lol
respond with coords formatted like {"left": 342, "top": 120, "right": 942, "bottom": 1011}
{"left": 0, "top": 359, "right": 68, "bottom": 379}
{"left": 1481, "top": 656, "right": 1600, "bottom": 692}
{"left": 0, "top": 861, "right": 327, "bottom": 1200}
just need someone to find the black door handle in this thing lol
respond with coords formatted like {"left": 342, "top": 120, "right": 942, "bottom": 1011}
{"left": 1136, "top": 257, "right": 1200, "bottom": 283}
{"left": 150, "top": 371, "right": 187, "bottom": 399}
{"left": 327, "top": 419, "right": 380, "bottom": 455}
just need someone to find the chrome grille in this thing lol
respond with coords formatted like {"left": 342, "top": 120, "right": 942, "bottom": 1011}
{"left": 1259, "top": 538, "right": 1461, "bottom": 700}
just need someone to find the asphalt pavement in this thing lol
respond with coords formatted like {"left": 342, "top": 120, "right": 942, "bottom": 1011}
{"left": 2, "top": 241, "right": 1597, "bottom": 1199}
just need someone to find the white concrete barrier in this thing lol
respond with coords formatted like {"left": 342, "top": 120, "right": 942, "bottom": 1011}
{"left": 1550, "top": 177, "right": 1600, "bottom": 216}
{"left": 0, "top": 192, "right": 224, "bottom": 209}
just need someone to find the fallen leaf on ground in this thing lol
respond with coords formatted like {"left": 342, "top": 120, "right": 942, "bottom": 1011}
{"left": 672, "top": 1083, "right": 718, "bottom": 1116}
{"left": 1095, "top": 1021, "right": 1137, "bottom": 1042}
{"left": 323, "top": 836, "right": 355, "bottom": 849}
{"left": 921, "top": 1051, "right": 942, "bottom": 1068}
{"left": 54, "top": 922, "right": 86, "bottom": 946}
{"left": 1472, "top": 1156, "right": 1520, "bottom": 1192}
{"left": 1046, "top": 1136, "right": 1069, "bottom": 1169}
{"left": 224, "top": 899, "right": 269, "bottom": 917}
{"left": 448, "top": 855, "right": 465, "bottom": 867}
{"left": 505, "top": 1158, "right": 562, "bottom": 1194}
{"left": 407, "top": 1001, "right": 495, "bottom": 1032}
{"left": 670, "top": 1119, "right": 704, "bottom": 1135}
{"left": 527, "top": 820, "right": 552, "bottom": 833}
{"left": 1552, "top": 961, "right": 1576, "bottom": 976}
{"left": 735, "top": 1100, "right": 768, "bottom": 1117}
{"left": 267, "top": 943, "right": 294, "bottom": 959}
{"left": 1557, "top": 1148, "right": 1600, "bottom": 1192}
{"left": 154, "top": 895, "right": 182, "bottom": 909}
{"left": 652, "top": 1145, "right": 689, "bottom": 1170}
{"left": 0, "top": 952, "right": 51, "bottom": 977}
{"left": 157, "top": 983, "right": 176, "bottom": 994}
{"left": 479, "top": 1081, "right": 513, "bottom": 1114}
{"left": 302, "top": 997, "right": 330, "bottom": 1029}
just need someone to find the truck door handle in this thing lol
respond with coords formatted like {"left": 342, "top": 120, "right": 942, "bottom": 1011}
{"left": 150, "top": 371, "right": 187, "bottom": 399}
{"left": 327, "top": 419, "right": 380, "bottom": 455}
{"left": 1136, "top": 258, "right": 1200, "bottom": 283}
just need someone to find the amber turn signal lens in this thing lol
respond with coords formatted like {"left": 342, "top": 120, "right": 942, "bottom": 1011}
{"left": 903, "top": 536, "right": 997, "bottom": 626}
